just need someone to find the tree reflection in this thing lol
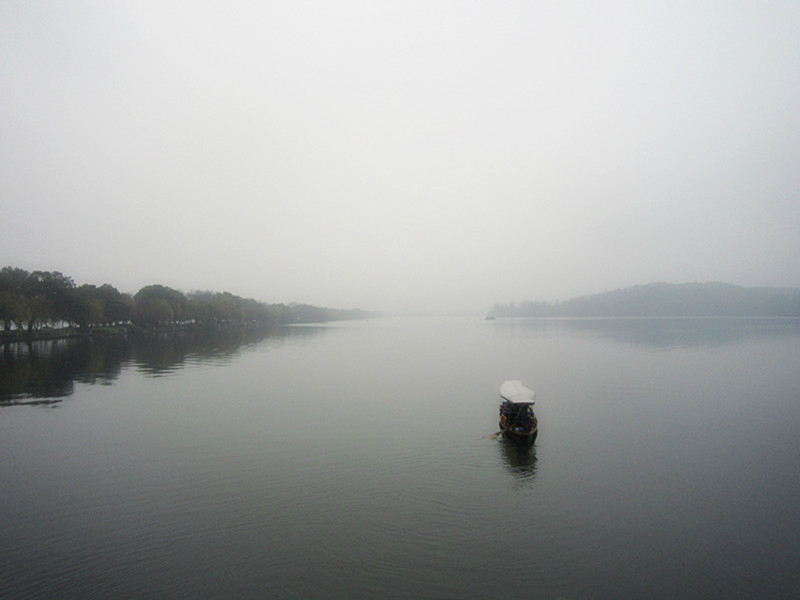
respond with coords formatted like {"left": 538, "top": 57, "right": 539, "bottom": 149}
{"left": 2, "top": 339, "right": 87, "bottom": 405}
{"left": 489, "top": 316, "right": 800, "bottom": 350}
{"left": 0, "top": 327, "right": 300, "bottom": 406}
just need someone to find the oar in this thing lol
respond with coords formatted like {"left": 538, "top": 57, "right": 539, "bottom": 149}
{"left": 485, "top": 431, "right": 502, "bottom": 440}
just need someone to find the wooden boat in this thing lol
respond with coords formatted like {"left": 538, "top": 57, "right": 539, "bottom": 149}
{"left": 498, "top": 380, "right": 538, "bottom": 444}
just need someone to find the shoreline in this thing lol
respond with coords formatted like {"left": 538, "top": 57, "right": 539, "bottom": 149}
{"left": 0, "top": 322, "right": 277, "bottom": 345}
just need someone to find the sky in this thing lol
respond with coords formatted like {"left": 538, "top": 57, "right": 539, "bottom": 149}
{"left": 2, "top": 1, "right": 799, "bottom": 314}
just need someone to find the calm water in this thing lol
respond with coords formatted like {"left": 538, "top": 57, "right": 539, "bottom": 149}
{"left": 2, "top": 317, "right": 799, "bottom": 599}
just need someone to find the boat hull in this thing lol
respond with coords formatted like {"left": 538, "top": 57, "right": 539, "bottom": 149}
{"left": 499, "top": 423, "right": 538, "bottom": 445}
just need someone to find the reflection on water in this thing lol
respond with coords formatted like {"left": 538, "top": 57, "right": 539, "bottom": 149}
{"left": 7, "top": 317, "right": 799, "bottom": 406}
{"left": 2, "top": 316, "right": 800, "bottom": 599}
{"left": 0, "top": 337, "right": 128, "bottom": 405}
{"left": 490, "top": 316, "right": 800, "bottom": 349}
{"left": 497, "top": 438, "right": 538, "bottom": 487}
{"left": 132, "top": 328, "right": 267, "bottom": 376}
{"left": 0, "top": 326, "right": 318, "bottom": 405}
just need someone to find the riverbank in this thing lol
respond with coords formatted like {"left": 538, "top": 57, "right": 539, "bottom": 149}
{"left": 1, "top": 327, "right": 88, "bottom": 344}
{"left": 0, "top": 323, "right": 269, "bottom": 345}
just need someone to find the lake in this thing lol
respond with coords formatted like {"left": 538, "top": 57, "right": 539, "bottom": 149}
{"left": 2, "top": 317, "right": 799, "bottom": 599}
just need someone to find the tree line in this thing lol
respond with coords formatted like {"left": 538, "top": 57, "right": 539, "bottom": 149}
{"left": 490, "top": 282, "right": 800, "bottom": 318}
{"left": 0, "top": 266, "right": 377, "bottom": 334}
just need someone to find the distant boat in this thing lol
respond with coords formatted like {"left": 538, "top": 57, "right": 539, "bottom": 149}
{"left": 498, "top": 380, "right": 538, "bottom": 444}
{"left": 485, "top": 315, "right": 496, "bottom": 320}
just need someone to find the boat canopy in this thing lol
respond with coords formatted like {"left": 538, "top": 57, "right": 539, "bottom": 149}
{"left": 500, "top": 380, "right": 535, "bottom": 404}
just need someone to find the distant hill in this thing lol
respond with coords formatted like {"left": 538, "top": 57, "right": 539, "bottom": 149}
{"left": 490, "top": 282, "right": 800, "bottom": 318}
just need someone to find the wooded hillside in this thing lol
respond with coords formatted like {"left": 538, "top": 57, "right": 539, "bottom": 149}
{"left": 491, "top": 282, "right": 800, "bottom": 318}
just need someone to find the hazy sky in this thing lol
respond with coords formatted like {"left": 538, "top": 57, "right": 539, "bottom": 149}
{"left": 3, "top": 1, "right": 799, "bottom": 313}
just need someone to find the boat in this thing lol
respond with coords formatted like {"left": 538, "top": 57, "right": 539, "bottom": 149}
{"left": 498, "top": 380, "right": 538, "bottom": 444}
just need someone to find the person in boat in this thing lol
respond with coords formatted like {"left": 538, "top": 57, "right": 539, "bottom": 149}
{"left": 502, "top": 401, "right": 534, "bottom": 432}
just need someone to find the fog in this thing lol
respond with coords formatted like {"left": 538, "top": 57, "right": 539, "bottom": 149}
{"left": 2, "top": 1, "right": 799, "bottom": 314}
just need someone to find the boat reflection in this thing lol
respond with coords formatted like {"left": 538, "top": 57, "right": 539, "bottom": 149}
{"left": 497, "top": 437, "right": 538, "bottom": 487}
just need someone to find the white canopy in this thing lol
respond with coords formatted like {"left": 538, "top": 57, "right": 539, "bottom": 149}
{"left": 500, "top": 380, "right": 536, "bottom": 403}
